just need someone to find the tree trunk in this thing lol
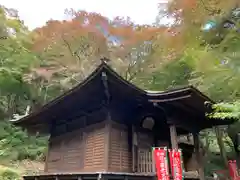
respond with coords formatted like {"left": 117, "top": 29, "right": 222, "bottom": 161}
{"left": 227, "top": 123, "right": 240, "bottom": 167}
{"left": 215, "top": 127, "right": 228, "bottom": 168}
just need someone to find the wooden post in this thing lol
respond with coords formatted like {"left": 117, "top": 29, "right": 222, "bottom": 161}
{"left": 193, "top": 132, "right": 205, "bottom": 180}
{"left": 169, "top": 125, "right": 178, "bottom": 149}
{"left": 132, "top": 125, "right": 135, "bottom": 172}
{"left": 152, "top": 148, "right": 156, "bottom": 173}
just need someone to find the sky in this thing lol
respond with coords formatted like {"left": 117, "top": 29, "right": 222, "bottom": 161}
{"left": 1, "top": 0, "right": 168, "bottom": 30}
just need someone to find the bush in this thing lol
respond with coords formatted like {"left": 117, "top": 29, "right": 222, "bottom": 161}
{"left": 0, "top": 121, "right": 47, "bottom": 161}
{"left": 0, "top": 166, "right": 20, "bottom": 180}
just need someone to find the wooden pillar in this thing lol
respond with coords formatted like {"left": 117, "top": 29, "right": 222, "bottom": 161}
{"left": 193, "top": 132, "right": 205, "bottom": 180}
{"left": 169, "top": 125, "right": 178, "bottom": 149}
{"left": 132, "top": 125, "right": 135, "bottom": 172}
{"left": 132, "top": 125, "right": 139, "bottom": 172}
{"left": 152, "top": 148, "right": 156, "bottom": 173}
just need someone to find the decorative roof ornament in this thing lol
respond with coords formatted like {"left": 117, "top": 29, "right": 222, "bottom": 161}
{"left": 100, "top": 57, "right": 111, "bottom": 64}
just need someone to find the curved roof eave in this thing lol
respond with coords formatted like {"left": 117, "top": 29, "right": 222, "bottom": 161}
{"left": 12, "top": 59, "right": 147, "bottom": 126}
{"left": 12, "top": 58, "right": 218, "bottom": 128}
{"left": 147, "top": 85, "right": 213, "bottom": 103}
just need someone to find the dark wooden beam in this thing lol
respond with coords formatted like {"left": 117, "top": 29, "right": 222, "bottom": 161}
{"left": 154, "top": 103, "right": 199, "bottom": 132}
{"left": 152, "top": 98, "right": 209, "bottom": 131}
{"left": 169, "top": 101, "right": 203, "bottom": 117}
{"left": 52, "top": 105, "right": 104, "bottom": 126}
{"left": 101, "top": 71, "right": 112, "bottom": 172}
{"left": 167, "top": 118, "right": 195, "bottom": 132}
{"left": 169, "top": 124, "right": 178, "bottom": 149}
{"left": 101, "top": 71, "right": 111, "bottom": 104}
{"left": 173, "top": 100, "right": 206, "bottom": 117}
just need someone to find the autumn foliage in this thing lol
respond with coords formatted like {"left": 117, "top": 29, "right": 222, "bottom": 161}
{"left": 31, "top": 9, "right": 166, "bottom": 82}
{"left": 32, "top": 10, "right": 164, "bottom": 55}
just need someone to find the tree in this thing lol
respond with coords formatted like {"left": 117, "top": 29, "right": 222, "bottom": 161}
{"left": 0, "top": 6, "right": 41, "bottom": 118}
{"left": 0, "top": 5, "right": 47, "bottom": 174}
{"left": 209, "top": 101, "right": 240, "bottom": 167}
{"left": 30, "top": 10, "right": 164, "bottom": 92}
{"left": 144, "top": 0, "right": 240, "bottom": 173}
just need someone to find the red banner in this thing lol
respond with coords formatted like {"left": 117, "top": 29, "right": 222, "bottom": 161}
{"left": 153, "top": 148, "right": 170, "bottom": 180}
{"left": 169, "top": 150, "right": 183, "bottom": 180}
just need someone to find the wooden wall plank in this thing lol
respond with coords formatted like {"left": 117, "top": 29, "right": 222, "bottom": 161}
{"left": 84, "top": 122, "right": 105, "bottom": 171}
{"left": 108, "top": 122, "right": 131, "bottom": 172}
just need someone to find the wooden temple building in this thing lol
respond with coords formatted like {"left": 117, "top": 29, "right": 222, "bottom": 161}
{"left": 13, "top": 60, "right": 234, "bottom": 180}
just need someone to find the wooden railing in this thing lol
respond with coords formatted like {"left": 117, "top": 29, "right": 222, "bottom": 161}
{"left": 135, "top": 149, "right": 203, "bottom": 179}
{"left": 137, "top": 149, "right": 155, "bottom": 173}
